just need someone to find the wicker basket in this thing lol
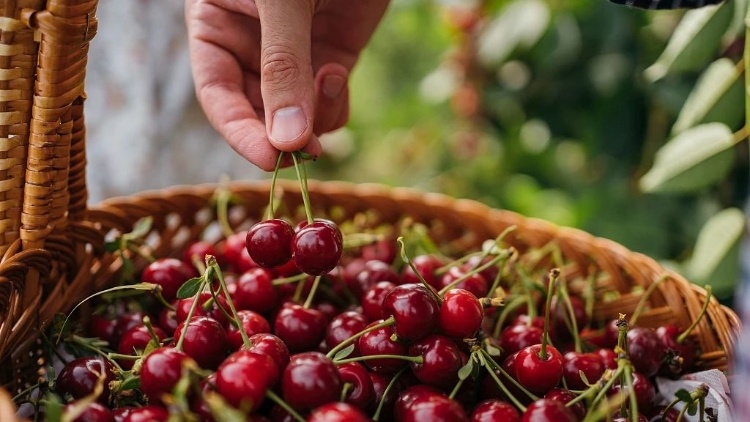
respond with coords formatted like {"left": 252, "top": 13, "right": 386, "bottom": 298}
{"left": 0, "top": 0, "right": 742, "bottom": 417}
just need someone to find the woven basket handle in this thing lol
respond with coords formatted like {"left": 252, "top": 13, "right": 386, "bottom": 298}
{"left": 0, "top": 0, "right": 98, "bottom": 254}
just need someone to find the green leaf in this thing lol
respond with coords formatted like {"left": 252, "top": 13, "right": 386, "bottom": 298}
{"left": 476, "top": 0, "right": 550, "bottom": 67}
{"left": 128, "top": 217, "right": 153, "bottom": 240}
{"left": 103, "top": 240, "right": 121, "bottom": 253}
{"left": 639, "top": 123, "right": 736, "bottom": 193}
{"left": 675, "top": 388, "right": 692, "bottom": 403}
{"left": 644, "top": 1, "right": 734, "bottom": 81}
{"left": 176, "top": 277, "right": 204, "bottom": 299}
{"left": 44, "top": 393, "right": 63, "bottom": 422}
{"left": 458, "top": 358, "right": 475, "bottom": 381}
{"left": 686, "top": 207, "right": 745, "bottom": 299}
{"left": 672, "top": 58, "right": 744, "bottom": 134}
{"left": 687, "top": 402, "right": 698, "bottom": 416}
{"left": 333, "top": 344, "right": 356, "bottom": 361}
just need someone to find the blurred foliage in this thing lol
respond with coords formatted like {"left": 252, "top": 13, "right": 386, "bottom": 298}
{"left": 295, "top": 0, "right": 748, "bottom": 298}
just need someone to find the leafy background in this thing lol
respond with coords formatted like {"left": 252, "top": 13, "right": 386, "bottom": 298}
{"left": 282, "top": 0, "right": 748, "bottom": 303}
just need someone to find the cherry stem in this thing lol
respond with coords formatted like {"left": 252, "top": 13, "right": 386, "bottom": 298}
{"left": 291, "top": 152, "right": 314, "bottom": 225}
{"left": 590, "top": 365, "right": 627, "bottom": 412}
{"left": 302, "top": 275, "right": 322, "bottom": 309}
{"left": 334, "top": 354, "right": 423, "bottom": 365}
{"left": 340, "top": 382, "right": 353, "bottom": 403}
{"left": 478, "top": 349, "right": 539, "bottom": 401}
{"left": 272, "top": 273, "right": 309, "bottom": 286}
{"left": 265, "top": 389, "right": 306, "bottom": 422}
{"left": 492, "top": 295, "right": 525, "bottom": 338}
{"left": 557, "top": 280, "right": 583, "bottom": 353}
{"left": 438, "top": 252, "right": 508, "bottom": 296}
{"left": 372, "top": 367, "right": 406, "bottom": 421}
{"left": 677, "top": 285, "right": 712, "bottom": 344}
{"left": 325, "top": 316, "right": 396, "bottom": 360}
{"left": 476, "top": 350, "right": 528, "bottom": 412}
{"left": 208, "top": 256, "right": 252, "bottom": 348}
{"left": 175, "top": 277, "right": 208, "bottom": 352}
{"left": 343, "top": 233, "right": 386, "bottom": 249}
{"left": 397, "top": 237, "right": 443, "bottom": 306}
{"left": 486, "top": 248, "right": 514, "bottom": 301}
{"left": 265, "top": 152, "right": 285, "bottom": 220}
{"left": 540, "top": 268, "right": 560, "bottom": 360}
{"left": 622, "top": 363, "right": 639, "bottom": 422}
{"left": 448, "top": 376, "right": 465, "bottom": 400}
{"left": 616, "top": 313, "right": 629, "bottom": 359}
{"left": 629, "top": 274, "right": 668, "bottom": 326}
{"left": 214, "top": 179, "right": 235, "bottom": 238}
{"left": 142, "top": 316, "right": 162, "bottom": 346}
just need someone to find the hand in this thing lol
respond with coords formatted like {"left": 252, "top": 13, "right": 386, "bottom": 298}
{"left": 186, "top": 0, "right": 390, "bottom": 171}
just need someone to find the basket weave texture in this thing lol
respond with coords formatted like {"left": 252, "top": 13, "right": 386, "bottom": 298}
{"left": 0, "top": 0, "right": 742, "bottom": 415}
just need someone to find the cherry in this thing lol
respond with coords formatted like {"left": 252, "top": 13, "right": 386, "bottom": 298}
{"left": 233, "top": 267, "right": 279, "bottom": 314}
{"left": 157, "top": 304, "right": 179, "bottom": 334}
{"left": 561, "top": 351, "right": 604, "bottom": 390}
{"left": 291, "top": 220, "right": 343, "bottom": 276}
{"left": 399, "top": 390, "right": 469, "bottom": 422}
{"left": 55, "top": 356, "right": 116, "bottom": 404}
{"left": 247, "top": 333, "right": 291, "bottom": 370}
{"left": 113, "top": 311, "right": 148, "bottom": 345}
{"left": 223, "top": 231, "right": 259, "bottom": 273}
{"left": 471, "top": 399, "right": 521, "bottom": 422}
{"left": 183, "top": 240, "right": 223, "bottom": 268}
{"left": 627, "top": 327, "right": 666, "bottom": 378}
{"left": 117, "top": 324, "right": 167, "bottom": 369}
{"left": 246, "top": 219, "right": 296, "bottom": 269}
{"left": 281, "top": 351, "right": 342, "bottom": 412}
{"left": 514, "top": 344, "right": 564, "bottom": 395}
{"left": 337, "top": 362, "right": 375, "bottom": 410}
{"left": 408, "top": 334, "right": 464, "bottom": 389}
{"left": 227, "top": 309, "right": 271, "bottom": 350}
{"left": 216, "top": 350, "right": 278, "bottom": 411}
{"left": 382, "top": 283, "right": 439, "bottom": 341}
{"left": 438, "top": 288, "right": 483, "bottom": 339}
{"left": 141, "top": 258, "right": 198, "bottom": 302}
{"left": 610, "top": 371, "right": 656, "bottom": 413}
{"left": 357, "top": 320, "right": 409, "bottom": 374}
{"left": 308, "top": 402, "right": 372, "bottom": 422}
{"left": 656, "top": 324, "right": 697, "bottom": 375}
{"left": 361, "top": 237, "right": 398, "bottom": 264}
{"left": 401, "top": 254, "right": 444, "bottom": 290}
{"left": 350, "top": 259, "right": 400, "bottom": 299}
{"left": 596, "top": 347, "right": 618, "bottom": 370}
{"left": 64, "top": 402, "right": 114, "bottom": 422}
{"left": 325, "top": 310, "right": 368, "bottom": 355}
{"left": 113, "top": 407, "right": 136, "bottom": 422}
{"left": 520, "top": 399, "right": 577, "bottom": 422}
{"left": 440, "top": 266, "right": 489, "bottom": 299}
{"left": 394, "top": 385, "right": 445, "bottom": 421}
{"left": 498, "top": 324, "right": 543, "bottom": 357}
{"left": 460, "top": 254, "right": 500, "bottom": 287}
{"left": 121, "top": 405, "right": 169, "bottom": 422}
{"left": 175, "top": 292, "right": 230, "bottom": 326}
{"left": 612, "top": 411, "right": 649, "bottom": 422}
{"left": 603, "top": 318, "right": 620, "bottom": 349}
{"left": 544, "top": 388, "right": 585, "bottom": 420}
{"left": 273, "top": 303, "right": 327, "bottom": 353}
{"left": 367, "top": 371, "right": 403, "bottom": 418}
{"left": 361, "top": 281, "right": 397, "bottom": 322}
{"left": 648, "top": 405, "right": 680, "bottom": 422}
{"left": 139, "top": 347, "right": 192, "bottom": 403}
{"left": 174, "top": 316, "right": 228, "bottom": 369}
{"left": 88, "top": 314, "right": 118, "bottom": 347}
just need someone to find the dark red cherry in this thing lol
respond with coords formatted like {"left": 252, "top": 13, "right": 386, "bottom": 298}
{"left": 460, "top": 254, "right": 500, "bottom": 287}
{"left": 174, "top": 316, "right": 228, "bottom": 369}
{"left": 367, "top": 371, "right": 403, "bottom": 418}
{"left": 350, "top": 259, "right": 400, "bottom": 299}
{"left": 400, "top": 391, "right": 469, "bottom": 422}
{"left": 291, "top": 220, "right": 343, "bottom": 276}
{"left": 562, "top": 351, "right": 605, "bottom": 391}
{"left": 361, "top": 281, "right": 397, "bottom": 322}
{"left": 158, "top": 304, "right": 179, "bottom": 334}
{"left": 656, "top": 324, "right": 697, "bottom": 375}
{"left": 88, "top": 314, "right": 118, "bottom": 347}
{"left": 408, "top": 334, "right": 464, "bottom": 389}
{"left": 273, "top": 303, "right": 327, "bottom": 353}
{"left": 471, "top": 399, "right": 521, "bottom": 422}
{"left": 182, "top": 240, "right": 223, "bottom": 268}
{"left": 520, "top": 399, "right": 577, "bottom": 422}
{"left": 627, "top": 327, "right": 666, "bottom": 378}
{"left": 325, "top": 310, "right": 368, "bottom": 355}
{"left": 357, "top": 319, "right": 409, "bottom": 374}
{"left": 247, "top": 333, "right": 291, "bottom": 370}
{"left": 233, "top": 267, "right": 279, "bottom": 313}
{"left": 308, "top": 402, "right": 371, "bottom": 422}
{"left": 545, "top": 388, "right": 586, "bottom": 420}
{"left": 648, "top": 405, "right": 681, "bottom": 422}
{"left": 121, "top": 405, "right": 169, "bottom": 422}
{"left": 440, "top": 266, "right": 489, "bottom": 299}
{"left": 139, "top": 347, "right": 192, "bottom": 403}
{"left": 216, "top": 350, "right": 277, "bottom": 412}
{"left": 223, "top": 231, "right": 259, "bottom": 273}
{"left": 401, "top": 254, "right": 444, "bottom": 290}
{"left": 113, "top": 311, "right": 148, "bottom": 345}
{"left": 117, "top": 325, "right": 167, "bottom": 369}
{"left": 596, "top": 347, "right": 618, "bottom": 370}
{"left": 337, "top": 362, "right": 375, "bottom": 410}
{"left": 226, "top": 309, "right": 271, "bottom": 351}
{"left": 55, "top": 356, "right": 116, "bottom": 404}
{"left": 394, "top": 385, "right": 445, "bottom": 421}
{"left": 246, "top": 219, "right": 295, "bottom": 269}
{"left": 281, "top": 352, "right": 342, "bottom": 412}
{"left": 514, "top": 344, "right": 564, "bottom": 395}
{"left": 381, "top": 283, "right": 439, "bottom": 341}
{"left": 499, "top": 324, "right": 543, "bottom": 357}
{"left": 438, "top": 288, "right": 483, "bottom": 339}
{"left": 610, "top": 371, "right": 656, "bottom": 413}
{"left": 141, "top": 258, "right": 198, "bottom": 302}
{"left": 361, "top": 237, "right": 398, "bottom": 265}
{"left": 64, "top": 402, "right": 114, "bottom": 422}
{"left": 175, "top": 292, "right": 230, "bottom": 326}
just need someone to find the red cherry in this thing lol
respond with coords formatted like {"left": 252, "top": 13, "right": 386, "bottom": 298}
{"left": 349, "top": 259, "right": 400, "bottom": 299}
{"left": 367, "top": 371, "right": 403, "bottom": 418}
{"left": 361, "top": 281, "right": 397, "bottom": 322}
{"left": 55, "top": 357, "right": 116, "bottom": 404}
{"left": 175, "top": 292, "right": 230, "bottom": 326}
{"left": 400, "top": 390, "right": 469, "bottom": 422}
{"left": 88, "top": 314, "right": 118, "bottom": 347}
{"left": 401, "top": 254, "right": 444, "bottom": 290}
{"left": 610, "top": 371, "right": 656, "bottom": 413}
{"left": 361, "top": 237, "right": 398, "bottom": 264}
{"left": 223, "top": 231, "right": 259, "bottom": 273}
{"left": 139, "top": 347, "right": 192, "bottom": 403}
{"left": 64, "top": 403, "right": 114, "bottom": 422}
{"left": 113, "top": 311, "right": 148, "bottom": 345}
{"left": 381, "top": 283, "right": 439, "bottom": 341}
{"left": 438, "top": 289, "right": 483, "bottom": 339}
{"left": 656, "top": 324, "right": 697, "bottom": 375}
{"left": 273, "top": 303, "right": 327, "bottom": 353}
{"left": 281, "top": 352, "right": 342, "bottom": 412}
{"left": 141, "top": 258, "right": 198, "bottom": 302}
{"left": 596, "top": 347, "right": 618, "bottom": 370}
{"left": 498, "top": 324, "right": 543, "bottom": 357}
{"left": 291, "top": 220, "right": 343, "bottom": 276}
{"left": 562, "top": 351, "right": 605, "bottom": 390}
{"left": 357, "top": 319, "right": 409, "bottom": 374}
{"left": 174, "top": 316, "right": 228, "bottom": 369}
{"left": 226, "top": 309, "right": 271, "bottom": 351}
{"left": 337, "top": 362, "right": 375, "bottom": 410}
{"left": 514, "top": 344, "right": 564, "bottom": 395}
{"left": 158, "top": 304, "right": 179, "bottom": 334}
{"left": 408, "top": 334, "right": 464, "bottom": 389}
{"left": 440, "top": 266, "right": 489, "bottom": 298}
{"left": 648, "top": 405, "right": 681, "bottom": 422}
{"left": 613, "top": 412, "right": 649, "bottom": 422}
{"left": 246, "top": 219, "right": 296, "bottom": 269}
{"left": 182, "top": 240, "right": 223, "bottom": 268}
{"left": 544, "top": 388, "right": 586, "bottom": 420}
{"left": 308, "top": 402, "right": 372, "bottom": 422}
{"left": 520, "top": 399, "right": 577, "bottom": 422}
{"left": 460, "top": 254, "right": 500, "bottom": 287}
{"left": 325, "top": 310, "right": 368, "bottom": 355}
{"left": 627, "top": 327, "right": 666, "bottom": 378}
{"left": 247, "top": 333, "right": 291, "bottom": 370}
{"left": 121, "top": 405, "right": 169, "bottom": 422}
{"left": 117, "top": 325, "right": 167, "bottom": 369}
{"left": 394, "top": 385, "right": 445, "bottom": 421}
{"left": 216, "top": 351, "right": 277, "bottom": 412}
{"left": 471, "top": 399, "right": 521, "bottom": 422}
{"left": 233, "top": 268, "right": 279, "bottom": 313}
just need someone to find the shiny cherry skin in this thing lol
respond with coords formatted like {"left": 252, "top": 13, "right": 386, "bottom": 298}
{"left": 408, "top": 334, "right": 464, "bottom": 389}
{"left": 400, "top": 391, "right": 469, "bottom": 422}
{"left": 182, "top": 240, "right": 223, "bottom": 268}
{"left": 233, "top": 267, "right": 279, "bottom": 313}
{"left": 357, "top": 319, "right": 409, "bottom": 374}
{"left": 246, "top": 219, "right": 295, "bottom": 269}
{"left": 88, "top": 314, "right": 119, "bottom": 346}
{"left": 361, "top": 281, "right": 397, "bottom": 322}
{"left": 381, "top": 283, "right": 439, "bottom": 341}
{"left": 173, "top": 316, "right": 228, "bottom": 369}
{"left": 471, "top": 399, "right": 521, "bottom": 422}
{"left": 440, "top": 266, "right": 489, "bottom": 299}
{"left": 628, "top": 327, "right": 666, "bottom": 378}
{"left": 400, "top": 254, "right": 444, "bottom": 290}
{"left": 117, "top": 324, "right": 167, "bottom": 369}
{"left": 175, "top": 292, "right": 230, "bottom": 326}
{"left": 158, "top": 304, "right": 179, "bottom": 334}
{"left": 545, "top": 388, "right": 586, "bottom": 420}
{"left": 499, "top": 324, "right": 543, "bottom": 357}
{"left": 291, "top": 220, "right": 343, "bottom": 276}
{"left": 226, "top": 309, "right": 271, "bottom": 351}
{"left": 596, "top": 347, "right": 618, "bottom": 370}
{"left": 514, "top": 344, "right": 564, "bottom": 395}
{"left": 121, "top": 405, "right": 169, "bottom": 422}
{"left": 350, "top": 259, "right": 400, "bottom": 299}
{"left": 55, "top": 356, "right": 116, "bottom": 404}
{"left": 610, "top": 371, "right": 656, "bottom": 413}
{"left": 562, "top": 351, "right": 605, "bottom": 390}
{"left": 223, "top": 231, "right": 259, "bottom": 273}
{"left": 337, "top": 362, "right": 375, "bottom": 410}
{"left": 367, "top": 371, "right": 403, "bottom": 418}
{"left": 247, "top": 333, "right": 291, "bottom": 370}
{"left": 308, "top": 402, "right": 372, "bottom": 422}
{"left": 216, "top": 350, "right": 278, "bottom": 412}
{"left": 281, "top": 352, "right": 342, "bottom": 412}
{"left": 273, "top": 303, "right": 327, "bottom": 353}
{"left": 438, "top": 288, "right": 483, "bottom": 339}
{"left": 656, "top": 324, "right": 697, "bottom": 374}
{"left": 141, "top": 258, "right": 198, "bottom": 302}
{"left": 113, "top": 311, "right": 148, "bottom": 345}
{"left": 139, "top": 347, "right": 192, "bottom": 403}
{"left": 325, "top": 310, "right": 368, "bottom": 355}
{"left": 460, "top": 254, "right": 501, "bottom": 286}
{"left": 521, "top": 399, "right": 577, "bottom": 422}
{"left": 394, "top": 385, "right": 445, "bottom": 421}
{"left": 64, "top": 402, "right": 114, "bottom": 422}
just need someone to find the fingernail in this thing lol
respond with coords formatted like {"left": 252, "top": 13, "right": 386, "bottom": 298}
{"left": 322, "top": 74, "right": 346, "bottom": 99}
{"left": 270, "top": 106, "right": 308, "bottom": 143}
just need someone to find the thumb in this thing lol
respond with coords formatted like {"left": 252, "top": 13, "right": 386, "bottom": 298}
{"left": 256, "top": 0, "right": 316, "bottom": 152}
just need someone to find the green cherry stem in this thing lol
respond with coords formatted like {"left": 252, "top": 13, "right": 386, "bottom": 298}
{"left": 492, "top": 295, "right": 526, "bottom": 338}
{"left": 397, "top": 237, "right": 443, "bottom": 306}
{"left": 265, "top": 152, "right": 285, "bottom": 220}
{"left": 334, "top": 354, "right": 423, "bottom": 365}
{"left": 302, "top": 275, "right": 323, "bottom": 309}
{"left": 266, "top": 389, "right": 306, "bottom": 422}
{"left": 677, "top": 285, "right": 712, "bottom": 344}
{"left": 291, "top": 152, "right": 314, "bottom": 225}
{"left": 557, "top": 280, "right": 583, "bottom": 353}
{"left": 208, "top": 256, "right": 252, "bottom": 349}
{"left": 437, "top": 252, "right": 507, "bottom": 296}
{"left": 622, "top": 362, "right": 639, "bottom": 422}
{"left": 478, "top": 348, "right": 539, "bottom": 401}
{"left": 326, "top": 316, "right": 396, "bottom": 360}
{"left": 214, "top": 179, "right": 235, "bottom": 238}
{"left": 629, "top": 274, "right": 668, "bottom": 326}
{"left": 539, "top": 268, "right": 560, "bottom": 360}
{"left": 175, "top": 277, "right": 208, "bottom": 352}
{"left": 477, "top": 350, "right": 528, "bottom": 412}
{"left": 372, "top": 367, "right": 407, "bottom": 421}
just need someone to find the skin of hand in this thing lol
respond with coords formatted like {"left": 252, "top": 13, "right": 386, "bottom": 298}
{"left": 186, "top": 0, "right": 391, "bottom": 171}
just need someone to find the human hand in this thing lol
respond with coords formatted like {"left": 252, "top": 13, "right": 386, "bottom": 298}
{"left": 186, "top": 0, "right": 390, "bottom": 171}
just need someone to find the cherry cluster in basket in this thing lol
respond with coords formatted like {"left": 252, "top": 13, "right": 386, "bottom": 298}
{"left": 28, "top": 209, "right": 720, "bottom": 422}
